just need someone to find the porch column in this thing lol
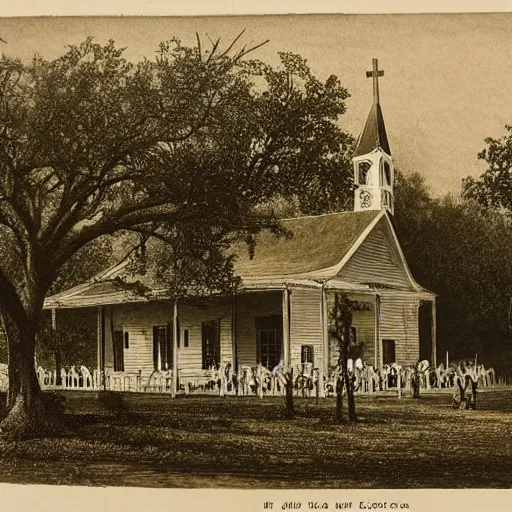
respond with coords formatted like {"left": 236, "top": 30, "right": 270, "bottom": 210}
{"left": 431, "top": 298, "right": 437, "bottom": 367}
{"left": 96, "top": 306, "right": 103, "bottom": 385}
{"left": 231, "top": 291, "right": 238, "bottom": 373}
{"left": 282, "top": 287, "right": 290, "bottom": 367}
{"left": 374, "top": 294, "right": 381, "bottom": 368}
{"left": 320, "top": 286, "right": 329, "bottom": 398}
{"left": 172, "top": 299, "right": 179, "bottom": 398}
{"left": 51, "top": 308, "right": 57, "bottom": 331}
{"left": 50, "top": 308, "right": 57, "bottom": 385}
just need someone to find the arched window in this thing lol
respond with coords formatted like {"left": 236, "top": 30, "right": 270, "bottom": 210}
{"left": 380, "top": 159, "right": 392, "bottom": 186}
{"left": 382, "top": 190, "right": 391, "bottom": 207}
{"left": 357, "top": 160, "right": 372, "bottom": 185}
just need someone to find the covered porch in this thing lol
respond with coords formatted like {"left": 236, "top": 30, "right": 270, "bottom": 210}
{"left": 41, "top": 277, "right": 437, "bottom": 397}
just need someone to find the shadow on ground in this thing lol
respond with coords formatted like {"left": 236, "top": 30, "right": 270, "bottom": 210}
{"left": 0, "top": 389, "right": 511, "bottom": 488}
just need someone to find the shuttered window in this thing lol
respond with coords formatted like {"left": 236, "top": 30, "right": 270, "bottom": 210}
{"left": 202, "top": 320, "right": 220, "bottom": 370}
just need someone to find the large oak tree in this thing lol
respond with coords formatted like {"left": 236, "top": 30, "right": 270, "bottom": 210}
{"left": 0, "top": 36, "right": 352, "bottom": 438}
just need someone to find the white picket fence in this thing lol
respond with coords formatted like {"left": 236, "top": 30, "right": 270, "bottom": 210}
{"left": 35, "top": 366, "right": 176, "bottom": 393}
{"left": 36, "top": 365, "right": 102, "bottom": 390}
{"left": 35, "top": 359, "right": 499, "bottom": 398}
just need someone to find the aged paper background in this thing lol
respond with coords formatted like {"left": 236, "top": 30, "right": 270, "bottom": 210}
{"left": 0, "top": 1, "right": 511, "bottom": 511}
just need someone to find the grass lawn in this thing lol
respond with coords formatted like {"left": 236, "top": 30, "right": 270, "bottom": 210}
{"left": 0, "top": 389, "right": 511, "bottom": 488}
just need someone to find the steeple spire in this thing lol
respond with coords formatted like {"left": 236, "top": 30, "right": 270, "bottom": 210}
{"left": 352, "top": 59, "right": 395, "bottom": 215}
{"left": 353, "top": 58, "right": 391, "bottom": 158}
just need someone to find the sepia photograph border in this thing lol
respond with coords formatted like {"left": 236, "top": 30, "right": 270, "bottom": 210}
{"left": 1, "top": 1, "right": 511, "bottom": 511}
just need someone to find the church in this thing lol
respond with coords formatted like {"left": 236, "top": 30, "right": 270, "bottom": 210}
{"left": 43, "top": 59, "right": 437, "bottom": 393}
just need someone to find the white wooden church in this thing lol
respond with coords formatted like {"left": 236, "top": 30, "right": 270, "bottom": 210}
{"left": 43, "top": 59, "right": 437, "bottom": 392}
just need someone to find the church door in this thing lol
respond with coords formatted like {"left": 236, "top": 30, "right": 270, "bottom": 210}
{"left": 255, "top": 316, "right": 283, "bottom": 370}
{"left": 418, "top": 302, "right": 433, "bottom": 362}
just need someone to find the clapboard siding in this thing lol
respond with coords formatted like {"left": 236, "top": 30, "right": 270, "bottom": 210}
{"left": 123, "top": 327, "right": 154, "bottom": 374}
{"left": 112, "top": 302, "right": 170, "bottom": 376}
{"left": 106, "top": 290, "right": 420, "bottom": 373}
{"left": 108, "top": 293, "right": 284, "bottom": 374}
{"left": 379, "top": 293, "right": 419, "bottom": 366}
{"left": 290, "top": 288, "right": 324, "bottom": 366}
{"left": 178, "top": 301, "right": 231, "bottom": 371}
{"left": 110, "top": 300, "right": 233, "bottom": 376}
{"left": 352, "top": 305, "right": 375, "bottom": 364}
{"left": 337, "top": 218, "right": 412, "bottom": 289}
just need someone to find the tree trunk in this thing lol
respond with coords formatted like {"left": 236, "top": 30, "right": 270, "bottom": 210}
{"left": 412, "top": 372, "right": 420, "bottom": 399}
{"left": 335, "top": 374, "right": 344, "bottom": 423}
{"left": 0, "top": 309, "right": 63, "bottom": 440}
{"left": 285, "top": 367, "right": 294, "bottom": 419}
{"left": 342, "top": 323, "right": 357, "bottom": 422}
{"left": 470, "top": 377, "right": 477, "bottom": 410}
{"left": 346, "top": 372, "right": 357, "bottom": 421}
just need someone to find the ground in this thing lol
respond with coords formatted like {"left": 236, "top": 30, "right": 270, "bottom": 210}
{"left": 0, "top": 389, "right": 511, "bottom": 488}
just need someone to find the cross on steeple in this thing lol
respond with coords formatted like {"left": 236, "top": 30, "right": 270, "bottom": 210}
{"left": 366, "top": 58, "right": 384, "bottom": 105}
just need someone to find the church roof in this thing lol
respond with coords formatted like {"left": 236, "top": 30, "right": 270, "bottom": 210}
{"left": 231, "top": 210, "right": 379, "bottom": 280}
{"left": 44, "top": 209, "right": 432, "bottom": 308}
{"left": 352, "top": 103, "right": 391, "bottom": 158}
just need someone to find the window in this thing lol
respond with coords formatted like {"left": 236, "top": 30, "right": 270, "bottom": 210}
{"left": 255, "top": 316, "right": 283, "bottom": 370}
{"left": 183, "top": 329, "right": 189, "bottom": 348}
{"left": 124, "top": 331, "right": 129, "bottom": 349}
{"left": 381, "top": 190, "right": 393, "bottom": 208}
{"left": 301, "top": 345, "right": 314, "bottom": 364}
{"left": 382, "top": 339, "right": 396, "bottom": 365}
{"left": 380, "top": 159, "right": 392, "bottom": 186}
{"left": 153, "top": 325, "right": 172, "bottom": 371}
{"left": 113, "top": 330, "right": 125, "bottom": 372}
{"left": 259, "top": 330, "right": 281, "bottom": 370}
{"left": 202, "top": 320, "right": 220, "bottom": 370}
{"left": 357, "top": 160, "right": 372, "bottom": 185}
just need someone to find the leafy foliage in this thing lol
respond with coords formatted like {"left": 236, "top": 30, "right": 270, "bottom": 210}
{"left": 0, "top": 34, "right": 352, "bottom": 312}
{"left": 394, "top": 170, "right": 512, "bottom": 368}
{"left": 463, "top": 125, "right": 512, "bottom": 212}
{"left": 0, "top": 34, "right": 354, "bottom": 433}
{"left": 36, "top": 309, "right": 97, "bottom": 369}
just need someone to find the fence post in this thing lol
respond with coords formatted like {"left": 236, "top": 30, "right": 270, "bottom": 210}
{"left": 397, "top": 369, "right": 402, "bottom": 399}
{"left": 318, "top": 362, "right": 325, "bottom": 398}
{"left": 220, "top": 365, "right": 225, "bottom": 397}
{"left": 257, "top": 366, "right": 263, "bottom": 399}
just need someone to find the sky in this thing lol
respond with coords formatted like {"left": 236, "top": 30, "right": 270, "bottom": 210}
{"left": 0, "top": 12, "right": 511, "bottom": 196}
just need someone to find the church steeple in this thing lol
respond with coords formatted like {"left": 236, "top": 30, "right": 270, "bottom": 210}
{"left": 353, "top": 59, "right": 394, "bottom": 215}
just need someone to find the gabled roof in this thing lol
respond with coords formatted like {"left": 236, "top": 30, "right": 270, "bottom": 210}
{"left": 353, "top": 103, "right": 391, "bottom": 158}
{"left": 44, "top": 209, "right": 433, "bottom": 309}
{"left": 231, "top": 210, "right": 380, "bottom": 280}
